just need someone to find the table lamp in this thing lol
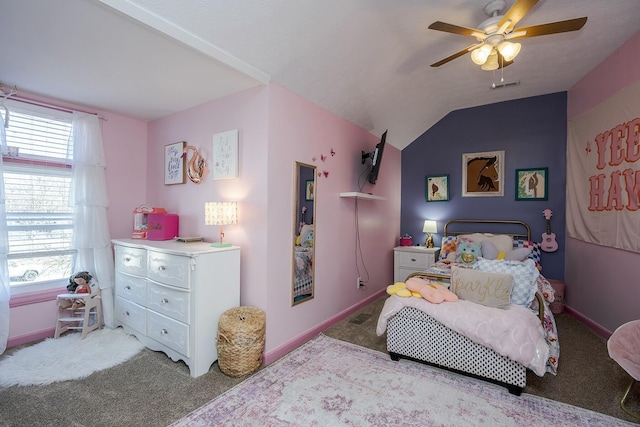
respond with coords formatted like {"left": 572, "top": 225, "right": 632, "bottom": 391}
{"left": 423, "top": 220, "right": 437, "bottom": 248}
{"left": 205, "top": 201, "right": 237, "bottom": 247}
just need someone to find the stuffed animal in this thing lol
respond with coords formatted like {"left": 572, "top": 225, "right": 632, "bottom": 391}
{"left": 456, "top": 238, "right": 481, "bottom": 265}
{"left": 405, "top": 277, "right": 458, "bottom": 304}
{"left": 59, "top": 271, "right": 93, "bottom": 310}
{"left": 386, "top": 282, "right": 415, "bottom": 298}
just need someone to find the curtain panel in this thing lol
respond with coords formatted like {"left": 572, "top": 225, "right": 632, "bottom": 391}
{"left": 70, "top": 112, "right": 115, "bottom": 328}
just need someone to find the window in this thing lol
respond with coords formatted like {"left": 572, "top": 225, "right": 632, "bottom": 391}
{"left": 2, "top": 101, "right": 75, "bottom": 289}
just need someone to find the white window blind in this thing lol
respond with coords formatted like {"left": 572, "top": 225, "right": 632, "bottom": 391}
{"left": 2, "top": 101, "right": 75, "bottom": 286}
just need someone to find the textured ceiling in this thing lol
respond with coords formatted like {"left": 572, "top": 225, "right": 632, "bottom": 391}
{"left": 1, "top": 0, "right": 639, "bottom": 149}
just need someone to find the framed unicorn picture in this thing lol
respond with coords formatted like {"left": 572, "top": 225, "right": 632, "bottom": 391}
{"left": 515, "top": 167, "right": 548, "bottom": 201}
{"left": 461, "top": 150, "right": 504, "bottom": 197}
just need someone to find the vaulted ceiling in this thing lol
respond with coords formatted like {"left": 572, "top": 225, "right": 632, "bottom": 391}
{"left": 1, "top": 0, "right": 639, "bottom": 149}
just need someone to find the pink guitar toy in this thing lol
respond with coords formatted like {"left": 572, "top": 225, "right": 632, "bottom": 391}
{"left": 541, "top": 209, "right": 558, "bottom": 252}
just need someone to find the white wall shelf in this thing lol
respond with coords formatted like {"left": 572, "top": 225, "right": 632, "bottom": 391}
{"left": 339, "top": 192, "right": 385, "bottom": 201}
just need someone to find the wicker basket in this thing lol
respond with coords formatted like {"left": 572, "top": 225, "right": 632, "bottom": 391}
{"left": 217, "top": 306, "right": 266, "bottom": 377}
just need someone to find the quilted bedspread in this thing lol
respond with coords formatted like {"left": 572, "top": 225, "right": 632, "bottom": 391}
{"left": 376, "top": 295, "right": 550, "bottom": 376}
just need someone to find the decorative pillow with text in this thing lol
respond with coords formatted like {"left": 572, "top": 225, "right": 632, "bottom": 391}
{"left": 450, "top": 265, "right": 514, "bottom": 309}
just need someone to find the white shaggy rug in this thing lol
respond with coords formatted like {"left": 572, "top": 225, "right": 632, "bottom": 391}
{"left": 0, "top": 328, "right": 144, "bottom": 387}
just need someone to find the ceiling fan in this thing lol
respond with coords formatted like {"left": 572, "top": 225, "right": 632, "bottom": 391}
{"left": 428, "top": 0, "right": 587, "bottom": 70}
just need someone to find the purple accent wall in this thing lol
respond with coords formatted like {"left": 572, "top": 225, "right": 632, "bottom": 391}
{"left": 401, "top": 92, "right": 567, "bottom": 280}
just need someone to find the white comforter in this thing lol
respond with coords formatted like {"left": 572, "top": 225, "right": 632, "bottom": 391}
{"left": 376, "top": 295, "right": 550, "bottom": 376}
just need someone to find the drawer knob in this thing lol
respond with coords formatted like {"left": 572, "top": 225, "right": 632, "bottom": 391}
{"left": 161, "top": 298, "right": 169, "bottom": 304}
{"left": 158, "top": 265, "right": 166, "bottom": 271}
{"left": 124, "top": 311, "right": 130, "bottom": 316}
{"left": 161, "top": 329, "right": 168, "bottom": 335}
{"left": 411, "top": 258, "right": 416, "bottom": 262}
{"left": 124, "top": 257, "right": 131, "bottom": 262}
{"left": 124, "top": 286, "right": 131, "bottom": 291}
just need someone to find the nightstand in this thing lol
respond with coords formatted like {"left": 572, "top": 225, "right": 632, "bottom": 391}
{"left": 393, "top": 246, "right": 440, "bottom": 283}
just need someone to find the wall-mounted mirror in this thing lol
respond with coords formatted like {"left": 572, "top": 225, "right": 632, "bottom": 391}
{"left": 292, "top": 161, "right": 316, "bottom": 306}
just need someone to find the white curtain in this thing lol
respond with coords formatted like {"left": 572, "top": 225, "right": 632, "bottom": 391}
{"left": 70, "top": 112, "right": 115, "bottom": 328}
{"left": 0, "top": 109, "right": 10, "bottom": 354}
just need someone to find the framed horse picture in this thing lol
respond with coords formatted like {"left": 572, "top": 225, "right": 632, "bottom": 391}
{"left": 515, "top": 167, "right": 548, "bottom": 201}
{"left": 462, "top": 150, "right": 505, "bottom": 197}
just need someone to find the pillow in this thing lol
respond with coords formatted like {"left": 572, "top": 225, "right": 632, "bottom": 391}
{"left": 476, "top": 258, "right": 540, "bottom": 307}
{"left": 450, "top": 265, "right": 513, "bottom": 309}
{"left": 504, "top": 247, "right": 532, "bottom": 261}
{"left": 456, "top": 238, "right": 481, "bottom": 266}
{"left": 460, "top": 233, "right": 513, "bottom": 254}
{"left": 299, "top": 224, "right": 314, "bottom": 247}
{"left": 513, "top": 239, "right": 542, "bottom": 271}
{"left": 439, "top": 236, "right": 457, "bottom": 260}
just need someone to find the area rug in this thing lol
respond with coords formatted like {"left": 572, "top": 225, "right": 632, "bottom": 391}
{"left": 172, "top": 334, "right": 634, "bottom": 427}
{"left": 0, "top": 327, "right": 144, "bottom": 387}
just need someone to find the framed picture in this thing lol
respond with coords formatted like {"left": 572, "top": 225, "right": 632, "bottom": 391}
{"left": 305, "top": 180, "right": 315, "bottom": 201}
{"left": 212, "top": 129, "right": 239, "bottom": 180}
{"left": 164, "top": 141, "right": 186, "bottom": 185}
{"left": 425, "top": 174, "right": 449, "bottom": 202}
{"left": 516, "top": 167, "right": 548, "bottom": 201}
{"left": 462, "top": 150, "right": 505, "bottom": 197}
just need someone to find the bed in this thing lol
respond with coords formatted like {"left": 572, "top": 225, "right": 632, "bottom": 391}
{"left": 376, "top": 219, "right": 559, "bottom": 395}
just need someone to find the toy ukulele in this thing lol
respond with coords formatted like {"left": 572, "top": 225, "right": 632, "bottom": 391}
{"left": 541, "top": 209, "right": 558, "bottom": 252}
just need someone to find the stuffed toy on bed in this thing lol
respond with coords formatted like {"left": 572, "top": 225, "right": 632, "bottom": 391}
{"left": 406, "top": 277, "right": 458, "bottom": 304}
{"left": 456, "top": 238, "right": 481, "bottom": 265}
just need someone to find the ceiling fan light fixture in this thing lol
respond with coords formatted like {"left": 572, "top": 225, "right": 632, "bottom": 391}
{"left": 471, "top": 44, "right": 493, "bottom": 65}
{"left": 481, "top": 51, "right": 499, "bottom": 70}
{"left": 497, "top": 41, "right": 521, "bottom": 61}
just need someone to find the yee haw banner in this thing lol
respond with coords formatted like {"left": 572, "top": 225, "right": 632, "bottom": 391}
{"left": 567, "top": 79, "right": 640, "bottom": 253}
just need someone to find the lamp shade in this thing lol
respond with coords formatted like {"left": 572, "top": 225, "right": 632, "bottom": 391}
{"left": 481, "top": 50, "right": 499, "bottom": 71}
{"left": 498, "top": 41, "right": 521, "bottom": 62}
{"left": 471, "top": 44, "right": 492, "bottom": 65}
{"left": 205, "top": 201, "right": 238, "bottom": 226}
{"left": 422, "top": 220, "right": 437, "bottom": 234}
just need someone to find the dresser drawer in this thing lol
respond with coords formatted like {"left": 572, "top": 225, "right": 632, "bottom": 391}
{"left": 395, "top": 251, "right": 433, "bottom": 268}
{"left": 115, "top": 245, "right": 147, "bottom": 276}
{"left": 147, "top": 311, "right": 189, "bottom": 356}
{"left": 115, "top": 271, "right": 146, "bottom": 306}
{"left": 147, "top": 281, "right": 190, "bottom": 324}
{"left": 115, "top": 296, "right": 146, "bottom": 334}
{"left": 147, "top": 250, "right": 190, "bottom": 289}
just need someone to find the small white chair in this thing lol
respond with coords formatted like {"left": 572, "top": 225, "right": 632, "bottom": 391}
{"left": 54, "top": 280, "right": 103, "bottom": 339}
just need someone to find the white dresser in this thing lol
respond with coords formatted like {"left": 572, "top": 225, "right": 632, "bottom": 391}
{"left": 112, "top": 239, "right": 240, "bottom": 378}
{"left": 393, "top": 246, "right": 440, "bottom": 283}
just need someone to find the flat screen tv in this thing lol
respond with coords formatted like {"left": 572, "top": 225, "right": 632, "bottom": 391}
{"left": 361, "top": 130, "right": 387, "bottom": 185}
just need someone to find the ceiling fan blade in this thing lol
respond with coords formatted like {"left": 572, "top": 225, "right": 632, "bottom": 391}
{"left": 430, "top": 45, "right": 478, "bottom": 67}
{"left": 498, "top": 0, "right": 539, "bottom": 31}
{"left": 428, "top": 21, "right": 482, "bottom": 37}
{"left": 510, "top": 17, "right": 587, "bottom": 39}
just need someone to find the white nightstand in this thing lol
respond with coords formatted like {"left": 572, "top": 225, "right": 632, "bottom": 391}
{"left": 393, "top": 246, "right": 440, "bottom": 283}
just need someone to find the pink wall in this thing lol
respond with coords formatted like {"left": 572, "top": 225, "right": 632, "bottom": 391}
{"left": 565, "top": 31, "right": 640, "bottom": 333}
{"left": 146, "top": 82, "right": 400, "bottom": 361}
{"left": 146, "top": 85, "right": 270, "bottom": 314}
{"left": 264, "top": 84, "right": 400, "bottom": 360}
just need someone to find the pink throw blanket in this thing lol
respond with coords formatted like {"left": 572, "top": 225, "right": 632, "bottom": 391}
{"left": 376, "top": 295, "right": 549, "bottom": 376}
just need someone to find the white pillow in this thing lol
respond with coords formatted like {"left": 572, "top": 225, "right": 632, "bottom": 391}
{"left": 299, "top": 224, "right": 314, "bottom": 246}
{"left": 460, "top": 233, "right": 513, "bottom": 254}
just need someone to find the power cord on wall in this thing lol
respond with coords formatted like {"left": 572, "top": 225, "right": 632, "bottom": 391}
{"left": 354, "top": 166, "right": 371, "bottom": 290}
